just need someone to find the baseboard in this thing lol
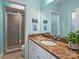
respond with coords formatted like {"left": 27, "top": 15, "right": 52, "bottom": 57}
{"left": 4, "top": 48, "right": 21, "bottom": 55}
{"left": 0, "top": 52, "right": 3, "bottom": 59}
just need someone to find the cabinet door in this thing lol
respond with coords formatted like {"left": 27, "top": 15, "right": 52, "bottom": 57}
{"left": 33, "top": 41, "right": 50, "bottom": 59}
{"left": 33, "top": 41, "right": 57, "bottom": 59}
{"left": 36, "top": 54, "right": 46, "bottom": 59}
{"left": 29, "top": 40, "right": 34, "bottom": 59}
{"left": 29, "top": 40, "right": 39, "bottom": 59}
{"left": 50, "top": 54, "right": 57, "bottom": 59}
{"left": 25, "top": 39, "right": 29, "bottom": 59}
{"left": 31, "top": 41, "right": 45, "bottom": 59}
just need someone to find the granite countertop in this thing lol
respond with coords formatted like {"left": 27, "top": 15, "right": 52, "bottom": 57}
{"left": 29, "top": 34, "right": 79, "bottom": 59}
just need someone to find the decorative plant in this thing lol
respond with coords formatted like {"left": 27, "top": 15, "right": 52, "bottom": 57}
{"left": 65, "top": 30, "right": 79, "bottom": 44}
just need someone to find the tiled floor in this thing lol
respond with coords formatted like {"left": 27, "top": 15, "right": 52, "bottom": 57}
{"left": 3, "top": 51, "right": 24, "bottom": 59}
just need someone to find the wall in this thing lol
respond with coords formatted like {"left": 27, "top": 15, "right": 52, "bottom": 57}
{"left": 3, "top": 0, "right": 26, "bottom": 5}
{"left": 4, "top": 2, "right": 25, "bottom": 10}
{"left": 26, "top": 0, "right": 41, "bottom": 34}
{"left": 0, "top": 0, "right": 3, "bottom": 57}
{"left": 60, "top": 0, "right": 79, "bottom": 36}
{"left": 40, "top": 1, "right": 60, "bottom": 33}
{"left": 25, "top": 0, "right": 41, "bottom": 59}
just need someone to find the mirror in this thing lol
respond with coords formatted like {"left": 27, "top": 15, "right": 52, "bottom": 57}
{"left": 40, "top": 0, "right": 79, "bottom": 38}
{"left": 40, "top": 1, "right": 60, "bottom": 37}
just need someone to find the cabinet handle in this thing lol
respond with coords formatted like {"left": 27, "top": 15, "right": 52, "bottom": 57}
{"left": 37, "top": 56, "right": 41, "bottom": 59}
{"left": 32, "top": 48, "right": 33, "bottom": 51}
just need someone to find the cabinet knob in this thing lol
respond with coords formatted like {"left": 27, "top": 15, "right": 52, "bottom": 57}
{"left": 37, "top": 56, "right": 40, "bottom": 59}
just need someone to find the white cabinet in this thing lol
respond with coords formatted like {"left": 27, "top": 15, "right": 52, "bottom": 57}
{"left": 29, "top": 40, "right": 57, "bottom": 59}
{"left": 29, "top": 40, "right": 39, "bottom": 59}
{"left": 50, "top": 54, "right": 57, "bottom": 59}
{"left": 33, "top": 42, "right": 50, "bottom": 59}
{"left": 25, "top": 39, "right": 29, "bottom": 59}
{"left": 29, "top": 40, "right": 34, "bottom": 59}
{"left": 29, "top": 40, "right": 38, "bottom": 59}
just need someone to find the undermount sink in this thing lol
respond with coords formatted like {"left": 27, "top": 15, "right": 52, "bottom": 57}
{"left": 40, "top": 40, "right": 57, "bottom": 46}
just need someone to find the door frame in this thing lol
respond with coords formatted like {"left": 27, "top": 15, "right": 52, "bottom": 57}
{"left": 4, "top": 11, "right": 23, "bottom": 52}
{"left": 50, "top": 10, "right": 60, "bottom": 36}
{"left": 3, "top": 1, "right": 26, "bottom": 56}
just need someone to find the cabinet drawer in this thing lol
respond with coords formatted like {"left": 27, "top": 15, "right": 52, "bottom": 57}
{"left": 50, "top": 53, "right": 57, "bottom": 59}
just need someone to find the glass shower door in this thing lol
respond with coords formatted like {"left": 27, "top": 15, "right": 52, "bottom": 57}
{"left": 7, "top": 13, "right": 21, "bottom": 50}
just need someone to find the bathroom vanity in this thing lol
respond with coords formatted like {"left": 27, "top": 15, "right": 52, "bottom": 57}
{"left": 28, "top": 34, "right": 79, "bottom": 59}
{"left": 29, "top": 39, "right": 57, "bottom": 59}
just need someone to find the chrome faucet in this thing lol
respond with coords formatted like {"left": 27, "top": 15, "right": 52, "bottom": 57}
{"left": 52, "top": 34, "right": 60, "bottom": 42}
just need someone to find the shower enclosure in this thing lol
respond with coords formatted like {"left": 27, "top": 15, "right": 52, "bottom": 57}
{"left": 4, "top": 7, "right": 25, "bottom": 53}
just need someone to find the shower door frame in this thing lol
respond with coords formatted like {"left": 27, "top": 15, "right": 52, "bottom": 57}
{"left": 4, "top": 11, "right": 22, "bottom": 52}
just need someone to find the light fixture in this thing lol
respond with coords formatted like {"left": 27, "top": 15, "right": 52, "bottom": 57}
{"left": 46, "top": 0, "right": 54, "bottom": 5}
{"left": 17, "top": 12, "right": 20, "bottom": 14}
